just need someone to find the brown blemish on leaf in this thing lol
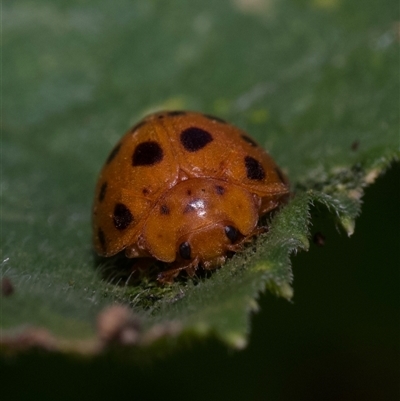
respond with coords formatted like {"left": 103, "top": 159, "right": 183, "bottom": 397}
{"left": 96, "top": 305, "right": 141, "bottom": 345}
{"left": 1, "top": 277, "right": 14, "bottom": 297}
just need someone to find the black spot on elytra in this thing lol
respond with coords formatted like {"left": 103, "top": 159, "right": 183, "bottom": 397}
{"left": 160, "top": 204, "right": 170, "bottom": 215}
{"left": 241, "top": 135, "right": 258, "bottom": 147}
{"left": 203, "top": 114, "right": 227, "bottom": 124}
{"left": 167, "top": 111, "right": 187, "bottom": 116}
{"left": 245, "top": 156, "right": 265, "bottom": 181}
{"left": 98, "top": 228, "right": 106, "bottom": 251}
{"left": 179, "top": 242, "right": 192, "bottom": 260}
{"left": 187, "top": 189, "right": 192, "bottom": 196}
{"left": 132, "top": 141, "right": 164, "bottom": 166}
{"left": 275, "top": 167, "right": 286, "bottom": 183}
{"left": 215, "top": 185, "right": 225, "bottom": 195}
{"left": 106, "top": 143, "right": 121, "bottom": 164}
{"left": 130, "top": 120, "right": 146, "bottom": 133}
{"left": 98, "top": 182, "right": 107, "bottom": 202}
{"left": 225, "top": 225, "right": 240, "bottom": 243}
{"left": 180, "top": 127, "right": 213, "bottom": 152}
{"left": 142, "top": 188, "right": 149, "bottom": 195}
{"left": 113, "top": 203, "right": 134, "bottom": 230}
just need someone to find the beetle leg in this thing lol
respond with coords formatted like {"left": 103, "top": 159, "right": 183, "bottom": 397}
{"left": 157, "top": 258, "right": 200, "bottom": 283}
{"left": 248, "top": 225, "right": 268, "bottom": 238}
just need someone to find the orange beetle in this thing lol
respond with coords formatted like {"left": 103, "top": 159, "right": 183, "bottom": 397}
{"left": 93, "top": 111, "right": 289, "bottom": 282}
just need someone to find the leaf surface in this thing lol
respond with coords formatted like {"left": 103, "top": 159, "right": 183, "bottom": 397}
{"left": 1, "top": 0, "right": 398, "bottom": 355}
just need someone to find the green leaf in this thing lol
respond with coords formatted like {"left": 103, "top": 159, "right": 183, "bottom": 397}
{"left": 1, "top": 0, "right": 398, "bottom": 356}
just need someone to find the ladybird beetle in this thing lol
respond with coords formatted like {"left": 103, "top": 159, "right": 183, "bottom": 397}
{"left": 93, "top": 111, "right": 289, "bottom": 282}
